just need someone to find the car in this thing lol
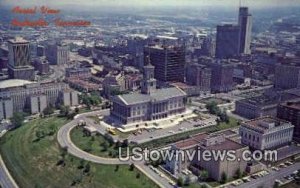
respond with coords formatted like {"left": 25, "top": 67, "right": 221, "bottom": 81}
{"left": 242, "top": 177, "right": 251, "bottom": 182}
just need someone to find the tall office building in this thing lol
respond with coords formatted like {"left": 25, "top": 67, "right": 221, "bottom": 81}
{"left": 274, "top": 63, "right": 300, "bottom": 90}
{"left": 199, "top": 58, "right": 234, "bottom": 93}
{"left": 238, "top": 7, "right": 252, "bottom": 54}
{"left": 215, "top": 7, "right": 252, "bottom": 59}
{"left": 278, "top": 100, "right": 300, "bottom": 142}
{"left": 46, "top": 42, "right": 69, "bottom": 65}
{"left": 186, "top": 63, "right": 211, "bottom": 94}
{"left": 215, "top": 24, "right": 240, "bottom": 59}
{"left": 144, "top": 45, "right": 185, "bottom": 83}
{"left": 7, "top": 37, "right": 35, "bottom": 81}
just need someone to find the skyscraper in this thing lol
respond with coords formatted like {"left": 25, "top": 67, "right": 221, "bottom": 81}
{"left": 46, "top": 42, "right": 70, "bottom": 65}
{"left": 215, "top": 24, "right": 240, "bottom": 59}
{"left": 7, "top": 37, "right": 35, "bottom": 81}
{"left": 144, "top": 44, "right": 185, "bottom": 83}
{"left": 238, "top": 7, "right": 252, "bottom": 54}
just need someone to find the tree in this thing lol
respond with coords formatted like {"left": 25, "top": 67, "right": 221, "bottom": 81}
{"left": 177, "top": 177, "right": 184, "bottom": 187}
{"left": 129, "top": 163, "right": 135, "bottom": 171}
{"left": 234, "top": 168, "right": 242, "bottom": 179}
{"left": 115, "top": 165, "right": 119, "bottom": 172}
{"left": 43, "top": 105, "right": 54, "bottom": 116}
{"left": 84, "top": 163, "right": 91, "bottom": 174}
{"left": 219, "top": 111, "right": 229, "bottom": 123}
{"left": 136, "top": 173, "right": 140, "bottom": 179}
{"left": 220, "top": 172, "right": 227, "bottom": 184}
{"left": 200, "top": 170, "right": 209, "bottom": 181}
{"left": 59, "top": 105, "right": 70, "bottom": 117}
{"left": 206, "top": 101, "right": 220, "bottom": 115}
{"left": 11, "top": 112, "right": 25, "bottom": 128}
{"left": 101, "top": 141, "right": 109, "bottom": 152}
{"left": 122, "top": 139, "right": 129, "bottom": 148}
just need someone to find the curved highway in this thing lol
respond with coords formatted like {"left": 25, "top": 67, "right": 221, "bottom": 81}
{"left": 57, "top": 110, "right": 173, "bottom": 188}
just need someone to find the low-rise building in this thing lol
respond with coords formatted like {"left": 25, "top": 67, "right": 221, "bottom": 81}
{"left": 277, "top": 100, "right": 300, "bottom": 142}
{"left": 165, "top": 132, "right": 248, "bottom": 181}
{"left": 239, "top": 117, "right": 294, "bottom": 150}
{"left": 0, "top": 79, "right": 79, "bottom": 119}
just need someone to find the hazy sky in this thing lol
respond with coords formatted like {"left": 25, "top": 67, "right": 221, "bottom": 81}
{"left": 1, "top": 0, "right": 300, "bottom": 8}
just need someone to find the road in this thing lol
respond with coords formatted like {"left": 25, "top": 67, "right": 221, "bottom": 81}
{"left": 236, "top": 162, "right": 300, "bottom": 188}
{"left": 57, "top": 109, "right": 173, "bottom": 188}
{"left": 0, "top": 135, "right": 19, "bottom": 188}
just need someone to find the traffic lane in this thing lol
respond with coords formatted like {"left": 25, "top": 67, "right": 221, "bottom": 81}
{"left": 237, "top": 162, "right": 300, "bottom": 188}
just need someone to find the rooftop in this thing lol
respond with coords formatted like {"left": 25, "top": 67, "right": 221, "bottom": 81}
{"left": 173, "top": 132, "right": 245, "bottom": 151}
{"left": 8, "top": 37, "right": 29, "bottom": 44}
{"left": 114, "top": 87, "right": 186, "bottom": 105}
{"left": 242, "top": 116, "right": 293, "bottom": 133}
{"left": 0, "top": 79, "right": 34, "bottom": 89}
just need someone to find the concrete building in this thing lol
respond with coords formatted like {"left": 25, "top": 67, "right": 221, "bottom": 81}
{"left": 30, "top": 95, "right": 47, "bottom": 114}
{"left": 46, "top": 42, "right": 69, "bottom": 65}
{"left": 235, "top": 89, "right": 300, "bottom": 119}
{"left": 33, "top": 57, "right": 50, "bottom": 75}
{"left": 0, "top": 98, "right": 13, "bottom": 120}
{"left": 277, "top": 100, "right": 300, "bottom": 142}
{"left": 0, "top": 79, "right": 78, "bottom": 119}
{"left": 215, "top": 24, "right": 240, "bottom": 59}
{"left": 186, "top": 63, "right": 211, "bottom": 95}
{"left": 110, "top": 61, "right": 187, "bottom": 125}
{"left": 7, "top": 37, "right": 35, "bottom": 81}
{"left": 239, "top": 117, "right": 294, "bottom": 150}
{"left": 65, "top": 67, "right": 91, "bottom": 79}
{"left": 274, "top": 63, "right": 300, "bottom": 90}
{"left": 165, "top": 131, "right": 248, "bottom": 181}
{"left": 144, "top": 44, "right": 185, "bottom": 83}
{"left": 238, "top": 7, "right": 252, "bottom": 54}
{"left": 199, "top": 58, "right": 234, "bottom": 93}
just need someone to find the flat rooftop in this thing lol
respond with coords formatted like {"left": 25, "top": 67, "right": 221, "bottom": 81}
{"left": 0, "top": 79, "right": 34, "bottom": 89}
{"left": 8, "top": 37, "right": 29, "bottom": 44}
{"left": 242, "top": 116, "right": 292, "bottom": 133}
{"left": 174, "top": 132, "right": 245, "bottom": 151}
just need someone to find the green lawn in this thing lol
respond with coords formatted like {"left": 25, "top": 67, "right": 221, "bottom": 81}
{"left": 71, "top": 126, "right": 119, "bottom": 158}
{"left": 196, "top": 97, "right": 231, "bottom": 105}
{"left": 0, "top": 116, "right": 158, "bottom": 188}
{"left": 139, "top": 117, "right": 239, "bottom": 149}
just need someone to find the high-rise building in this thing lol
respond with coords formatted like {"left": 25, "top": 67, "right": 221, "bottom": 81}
{"left": 201, "top": 36, "right": 215, "bottom": 57}
{"left": 46, "top": 42, "right": 69, "bottom": 65}
{"left": 7, "top": 37, "right": 35, "bottom": 81}
{"left": 277, "top": 100, "right": 300, "bottom": 142}
{"left": 274, "top": 63, "right": 300, "bottom": 90}
{"left": 199, "top": 58, "right": 234, "bottom": 93}
{"left": 238, "top": 7, "right": 252, "bottom": 54}
{"left": 144, "top": 45, "right": 185, "bottom": 82}
{"left": 186, "top": 63, "right": 211, "bottom": 94}
{"left": 215, "top": 7, "right": 252, "bottom": 59}
{"left": 215, "top": 24, "right": 240, "bottom": 59}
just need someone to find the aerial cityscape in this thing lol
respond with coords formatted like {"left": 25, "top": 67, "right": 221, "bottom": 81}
{"left": 0, "top": 0, "right": 300, "bottom": 188}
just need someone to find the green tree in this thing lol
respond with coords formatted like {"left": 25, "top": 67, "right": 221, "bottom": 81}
{"left": 200, "top": 170, "right": 209, "bottom": 181}
{"left": 177, "top": 177, "right": 184, "bottom": 187}
{"left": 220, "top": 172, "right": 227, "bottom": 184}
{"left": 43, "top": 105, "right": 54, "bottom": 116}
{"left": 115, "top": 165, "right": 119, "bottom": 172}
{"left": 129, "top": 163, "right": 135, "bottom": 171}
{"left": 206, "top": 101, "right": 220, "bottom": 115}
{"left": 59, "top": 105, "right": 70, "bottom": 117}
{"left": 234, "top": 168, "right": 242, "bottom": 179}
{"left": 11, "top": 112, "right": 25, "bottom": 128}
